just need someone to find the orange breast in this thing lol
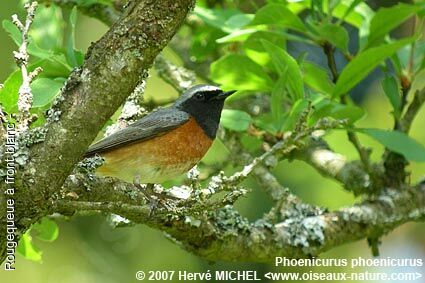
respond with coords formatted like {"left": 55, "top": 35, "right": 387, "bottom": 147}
{"left": 96, "top": 117, "right": 213, "bottom": 183}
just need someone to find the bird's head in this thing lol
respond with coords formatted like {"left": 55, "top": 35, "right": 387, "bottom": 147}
{"left": 174, "top": 85, "right": 236, "bottom": 138}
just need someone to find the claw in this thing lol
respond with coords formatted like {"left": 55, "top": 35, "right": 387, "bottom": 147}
{"left": 132, "top": 180, "right": 175, "bottom": 215}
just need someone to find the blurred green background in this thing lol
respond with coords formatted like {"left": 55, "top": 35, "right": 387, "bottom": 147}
{"left": 0, "top": 0, "right": 424, "bottom": 282}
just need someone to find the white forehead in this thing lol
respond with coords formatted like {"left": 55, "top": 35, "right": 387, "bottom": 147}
{"left": 187, "top": 84, "right": 221, "bottom": 94}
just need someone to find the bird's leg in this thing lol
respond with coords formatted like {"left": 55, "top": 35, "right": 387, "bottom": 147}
{"left": 133, "top": 176, "right": 159, "bottom": 214}
{"left": 133, "top": 177, "right": 181, "bottom": 215}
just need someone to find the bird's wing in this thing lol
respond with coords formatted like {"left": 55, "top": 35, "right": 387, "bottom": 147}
{"left": 84, "top": 108, "right": 190, "bottom": 156}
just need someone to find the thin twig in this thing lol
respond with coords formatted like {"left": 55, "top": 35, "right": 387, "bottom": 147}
{"left": 154, "top": 55, "right": 196, "bottom": 92}
{"left": 13, "top": 1, "right": 41, "bottom": 133}
{"left": 323, "top": 43, "right": 372, "bottom": 174}
{"left": 399, "top": 88, "right": 425, "bottom": 133}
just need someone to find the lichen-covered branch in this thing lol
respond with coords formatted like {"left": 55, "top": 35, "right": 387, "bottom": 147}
{"left": 154, "top": 55, "right": 196, "bottom": 92}
{"left": 54, "top": 177, "right": 425, "bottom": 262}
{"left": 293, "top": 139, "right": 384, "bottom": 195}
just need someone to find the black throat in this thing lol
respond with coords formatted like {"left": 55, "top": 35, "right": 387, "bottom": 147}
{"left": 177, "top": 101, "right": 225, "bottom": 139}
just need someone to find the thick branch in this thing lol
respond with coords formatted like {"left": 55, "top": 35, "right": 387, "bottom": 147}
{"left": 55, "top": 177, "right": 425, "bottom": 262}
{"left": 294, "top": 139, "right": 384, "bottom": 195}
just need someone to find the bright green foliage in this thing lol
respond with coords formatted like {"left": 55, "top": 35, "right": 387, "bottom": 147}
{"left": 220, "top": 109, "right": 252, "bottom": 132}
{"left": 210, "top": 54, "right": 274, "bottom": 91}
{"left": 194, "top": 7, "right": 250, "bottom": 33}
{"left": 381, "top": 76, "right": 401, "bottom": 119}
{"left": 310, "top": 97, "right": 365, "bottom": 125}
{"left": 281, "top": 98, "right": 309, "bottom": 131}
{"left": 315, "top": 23, "right": 349, "bottom": 53}
{"left": 251, "top": 3, "right": 307, "bottom": 33}
{"left": 302, "top": 61, "right": 334, "bottom": 95}
{"left": 203, "top": 0, "right": 423, "bottom": 152}
{"left": 0, "top": 3, "right": 83, "bottom": 117}
{"left": 17, "top": 233, "right": 42, "bottom": 263}
{"left": 31, "top": 78, "right": 66, "bottom": 108}
{"left": 32, "top": 218, "right": 59, "bottom": 242}
{"left": 262, "top": 40, "right": 304, "bottom": 100}
{"left": 360, "top": 129, "right": 425, "bottom": 162}
{"left": 366, "top": 3, "right": 421, "bottom": 48}
{"left": 333, "top": 37, "right": 415, "bottom": 98}
{"left": 16, "top": 218, "right": 59, "bottom": 262}
{"left": 0, "top": 59, "right": 70, "bottom": 112}
{"left": 243, "top": 31, "right": 286, "bottom": 69}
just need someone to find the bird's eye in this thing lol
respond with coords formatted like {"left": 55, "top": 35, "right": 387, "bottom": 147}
{"left": 194, "top": 92, "right": 205, "bottom": 100}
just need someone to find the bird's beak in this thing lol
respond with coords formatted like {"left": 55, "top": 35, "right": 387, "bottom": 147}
{"left": 213, "top": 90, "right": 236, "bottom": 100}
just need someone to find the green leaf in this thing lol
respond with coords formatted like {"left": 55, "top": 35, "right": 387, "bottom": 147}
{"left": 329, "top": 103, "right": 364, "bottom": 123}
{"left": 210, "top": 54, "right": 274, "bottom": 91}
{"left": 17, "top": 232, "right": 42, "bottom": 263}
{"left": 225, "top": 14, "right": 254, "bottom": 30}
{"left": 194, "top": 7, "right": 243, "bottom": 33}
{"left": 332, "top": 0, "right": 370, "bottom": 28}
{"left": 282, "top": 98, "right": 309, "bottom": 131}
{"left": 3, "top": 20, "right": 51, "bottom": 59}
{"left": 338, "top": 0, "right": 363, "bottom": 23}
{"left": 397, "top": 40, "right": 425, "bottom": 71}
{"left": 409, "top": 68, "right": 425, "bottom": 97}
{"left": 366, "top": 3, "right": 420, "bottom": 48}
{"left": 271, "top": 75, "right": 287, "bottom": 127}
{"left": 330, "top": 0, "right": 375, "bottom": 48}
{"left": 31, "top": 78, "right": 65, "bottom": 108}
{"left": 309, "top": 99, "right": 364, "bottom": 124}
{"left": 0, "top": 69, "right": 22, "bottom": 113}
{"left": 254, "top": 113, "right": 281, "bottom": 134}
{"left": 2, "top": 19, "right": 21, "bottom": 46}
{"left": 316, "top": 23, "right": 349, "bottom": 52}
{"left": 381, "top": 76, "right": 401, "bottom": 118}
{"left": 3, "top": 18, "right": 72, "bottom": 67}
{"left": 333, "top": 37, "right": 415, "bottom": 98}
{"left": 261, "top": 40, "right": 304, "bottom": 100}
{"left": 359, "top": 128, "right": 425, "bottom": 162}
{"left": 0, "top": 59, "right": 71, "bottom": 113}
{"left": 216, "top": 28, "right": 259, "bottom": 43}
{"left": 302, "top": 61, "right": 334, "bottom": 95}
{"left": 32, "top": 218, "right": 59, "bottom": 242}
{"left": 243, "top": 31, "right": 286, "bottom": 68}
{"left": 30, "top": 4, "right": 63, "bottom": 51}
{"left": 220, "top": 109, "right": 252, "bottom": 132}
{"left": 251, "top": 3, "right": 307, "bottom": 33}
{"left": 4, "top": 8, "right": 64, "bottom": 61}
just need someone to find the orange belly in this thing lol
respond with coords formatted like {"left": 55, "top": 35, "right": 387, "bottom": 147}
{"left": 96, "top": 118, "right": 213, "bottom": 183}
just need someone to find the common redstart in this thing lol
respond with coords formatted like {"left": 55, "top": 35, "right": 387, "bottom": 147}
{"left": 84, "top": 85, "right": 235, "bottom": 186}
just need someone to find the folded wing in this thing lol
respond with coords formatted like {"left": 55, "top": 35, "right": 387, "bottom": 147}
{"left": 85, "top": 108, "right": 190, "bottom": 156}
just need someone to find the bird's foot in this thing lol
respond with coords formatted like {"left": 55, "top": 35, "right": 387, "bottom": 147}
{"left": 133, "top": 181, "right": 178, "bottom": 216}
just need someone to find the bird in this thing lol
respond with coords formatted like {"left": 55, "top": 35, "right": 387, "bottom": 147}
{"left": 84, "top": 85, "right": 235, "bottom": 197}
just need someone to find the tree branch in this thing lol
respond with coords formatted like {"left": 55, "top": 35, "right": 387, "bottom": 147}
{"left": 54, "top": 176, "right": 425, "bottom": 262}
{"left": 294, "top": 139, "right": 384, "bottom": 195}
